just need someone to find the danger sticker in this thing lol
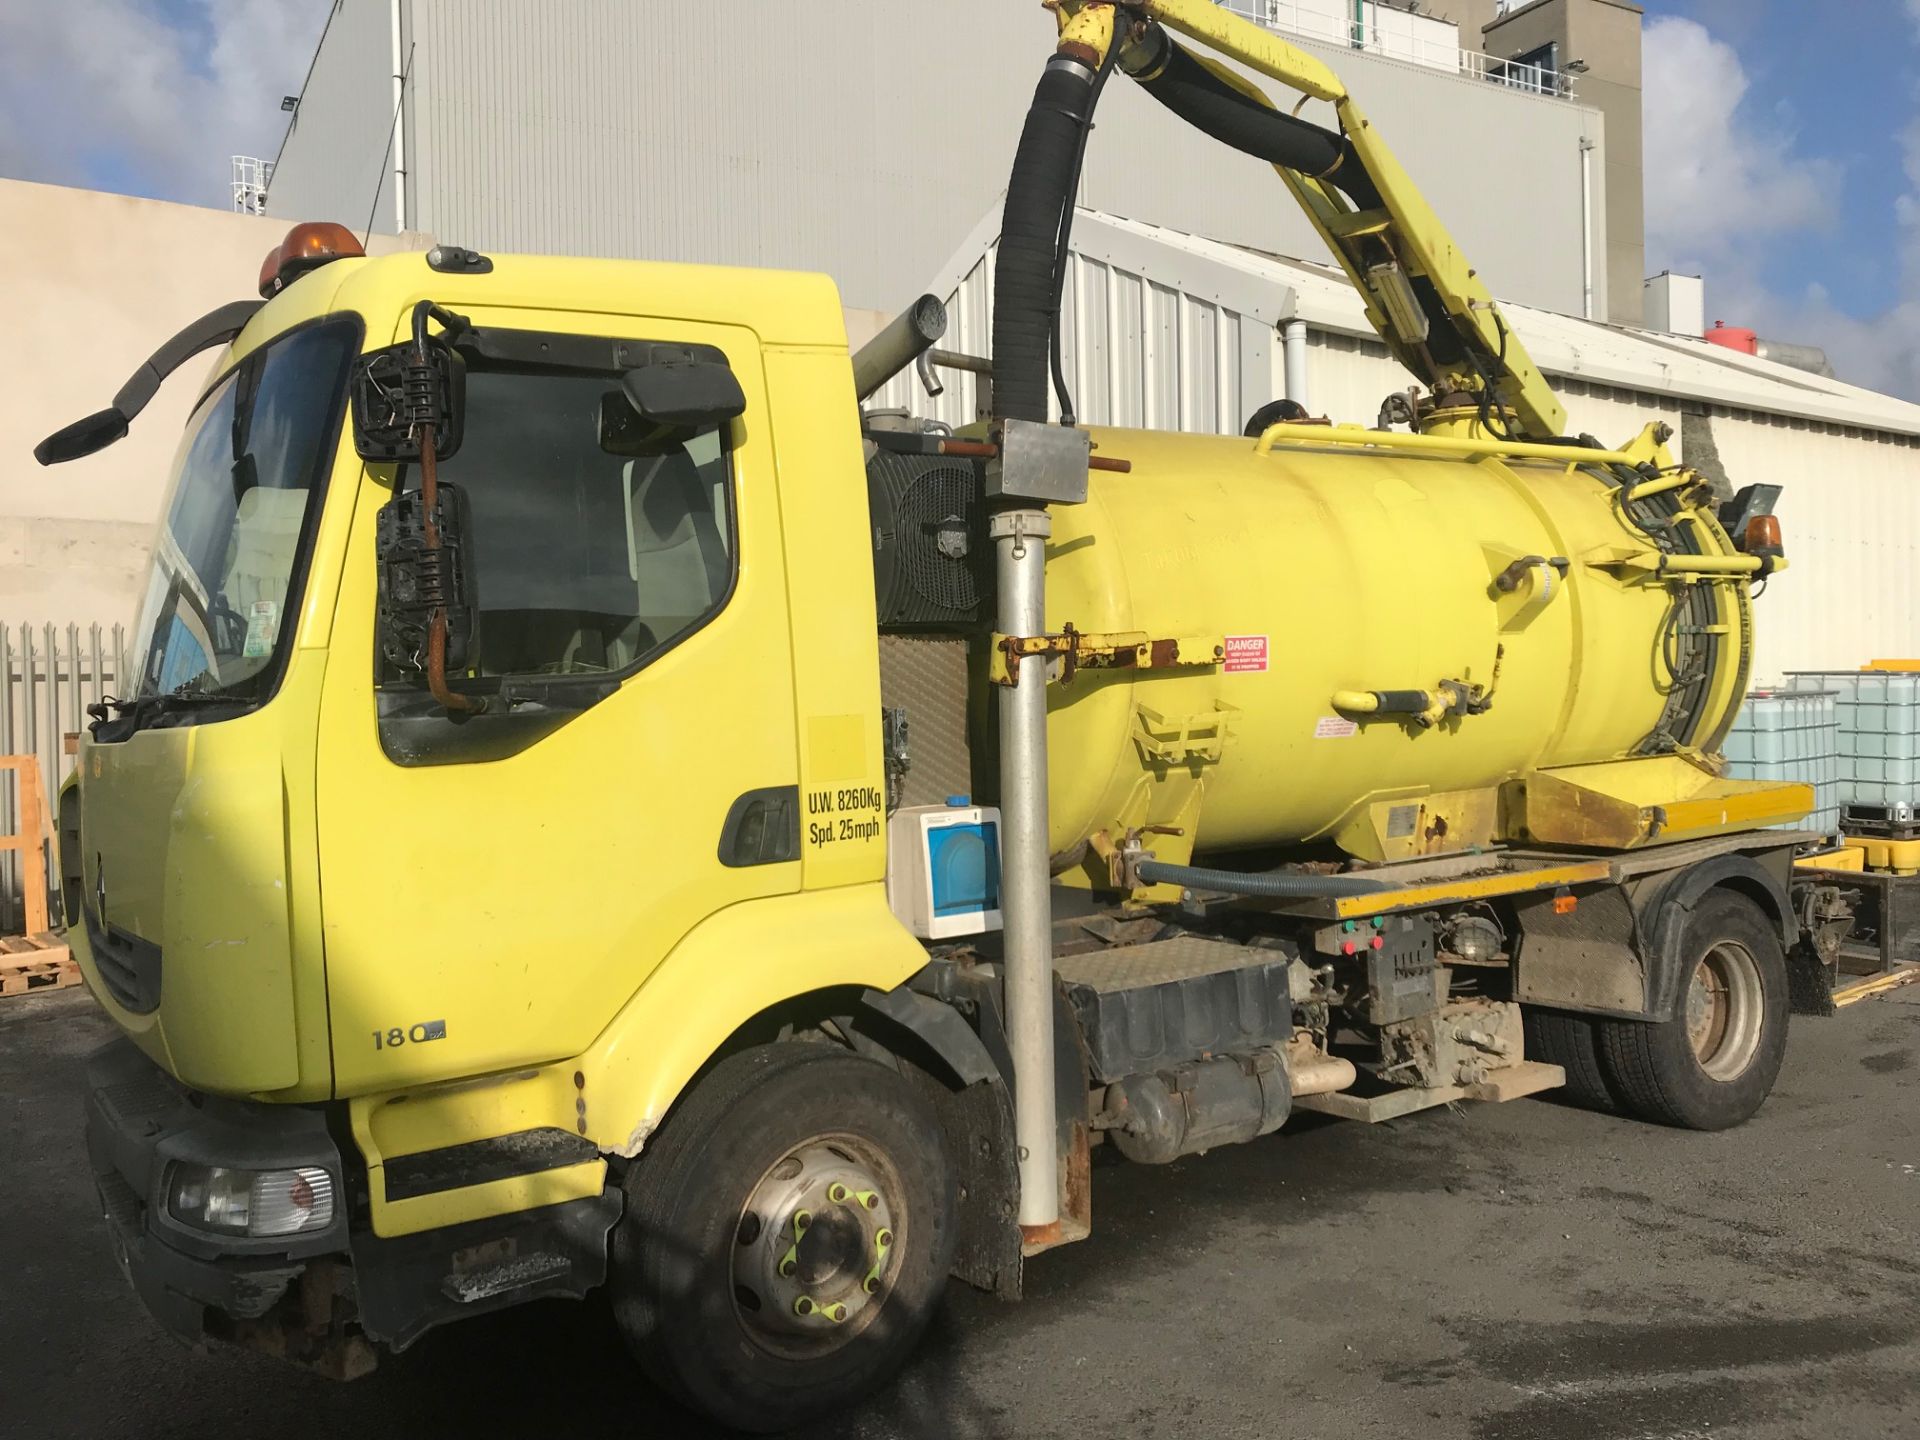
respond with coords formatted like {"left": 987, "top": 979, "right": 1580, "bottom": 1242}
{"left": 1223, "top": 635, "right": 1269, "bottom": 674}
{"left": 1314, "top": 716, "right": 1359, "bottom": 739}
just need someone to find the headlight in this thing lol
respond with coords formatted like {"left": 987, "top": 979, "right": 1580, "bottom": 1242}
{"left": 166, "top": 1163, "right": 336, "bottom": 1237}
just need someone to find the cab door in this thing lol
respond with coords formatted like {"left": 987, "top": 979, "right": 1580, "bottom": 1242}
{"left": 316, "top": 309, "right": 798, "bottom": 1095}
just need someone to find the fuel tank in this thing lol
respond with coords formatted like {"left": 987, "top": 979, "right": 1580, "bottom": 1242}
{"left": 1035, "top": 426, "right": 1755, "bottom": 870}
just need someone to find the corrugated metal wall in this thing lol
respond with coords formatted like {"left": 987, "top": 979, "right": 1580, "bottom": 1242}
{"left": 868, "top": 219, "right": 1281, "bottom": 435}
{"left": 1709, "top": 419, "right": 1920, "bottom": 682}
{"left": 272, "top": 1, "right": 1602, "bottom": 317}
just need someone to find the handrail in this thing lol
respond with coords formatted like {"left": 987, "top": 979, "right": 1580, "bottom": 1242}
{"left": 1217, "top": 1, "right": 1575, "bottom": 100}
{"left": 1253, "top": 422, "right": 1632, "bottom": 465}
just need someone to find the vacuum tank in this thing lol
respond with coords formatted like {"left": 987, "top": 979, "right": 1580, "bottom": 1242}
{"left": 1031, "top": 425, "right": 1753, "bottom": 872}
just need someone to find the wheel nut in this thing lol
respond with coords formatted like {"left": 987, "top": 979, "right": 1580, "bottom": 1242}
{"left": 876, "top": 1229, "right": 894, "bottom": 1247}
{"left": 793, "top": 1296, "right": 814, "bottom": 1317}
{"left": 822, "top": 1303, "right": 847, "bottom": 1323}
{"left": 828, "top": 1183, "right": 849, "bottom": 1204}
{"left": 864, "top": 1275, "right": 879, "bottom": 1294}
{"left": 779, "top": 1258, "right": 796, "bottom": 1278}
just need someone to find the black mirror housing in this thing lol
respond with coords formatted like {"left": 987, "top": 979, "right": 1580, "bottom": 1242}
{"left": 351, "top": 340, "right": 466, "bottom": 463}
{"left": 600, "top": 360, "right": 745, "bottom": 455}
{"left": 621, "top": 362, "right": 745, "bottom": 429}
{"left": 376, "top": 481, "right": 480, "bottom": 676}
{"left": 35, "top": 407, "right": 130, "bottom": 466}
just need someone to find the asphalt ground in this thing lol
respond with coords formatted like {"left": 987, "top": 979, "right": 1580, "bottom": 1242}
{"left": 4, "top": 983, "right": 1917, "bottom": 1440}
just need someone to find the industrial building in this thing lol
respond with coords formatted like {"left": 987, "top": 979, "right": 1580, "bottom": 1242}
{"left": 267, "top": 0, "right": 1642, "bottom": 323}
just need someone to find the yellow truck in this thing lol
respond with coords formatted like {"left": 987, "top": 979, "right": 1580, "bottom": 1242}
{"left": 39, "top": 2, "right": 1851, "bottom": 1431}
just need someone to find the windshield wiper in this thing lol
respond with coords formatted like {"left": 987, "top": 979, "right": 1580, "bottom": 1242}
{"left": 87, "top": 688, "right": 254, "bottom": 730}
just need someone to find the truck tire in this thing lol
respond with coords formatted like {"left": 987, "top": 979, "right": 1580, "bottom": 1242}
{"left": 610, "top": 1043, "right": 956, "bottom": 1433}
{"left": 1522, "top": 1007, "right": 1618, "bottom": 1113}
{"left": 1598, "top": 889, "right": 1789, "bottom": 1131}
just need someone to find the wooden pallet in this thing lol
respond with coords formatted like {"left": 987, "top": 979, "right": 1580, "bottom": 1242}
{"left": 1833, "top": 965, "right": 1920, "bottom": 1007}
{"left": 0, "top": 932, "right": 78, "bottom": 998}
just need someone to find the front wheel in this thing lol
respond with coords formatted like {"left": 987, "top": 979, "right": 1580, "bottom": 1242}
{"left": 611, "top": 1043, "right": 956, "bottom": 1433}
{"left": 1599, "top": 889, "right": 1789, "bottom": 1130}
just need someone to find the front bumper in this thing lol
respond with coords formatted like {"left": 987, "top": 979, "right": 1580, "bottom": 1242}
{"left": 85, "top": 1037, "right": 623, "bottom": 1366}
{"left": 83, "top": 1036, "right": 349, "bottom": 1346}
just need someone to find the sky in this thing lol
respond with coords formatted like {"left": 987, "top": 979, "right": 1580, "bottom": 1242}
{"left": 1637, "top": 0, "right": 1920, "bottom": 399}
{"left": 2, "top": 2, "right": 1917, "bottom": 395}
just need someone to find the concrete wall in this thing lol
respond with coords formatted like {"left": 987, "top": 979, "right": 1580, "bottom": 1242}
{"left": 0, "top": 181, "right": 420, "bottom": 630}
{"left": 0, "top": 182, "right": 289, "bottom": 628}
{"left": 1487, "top": 0, "right": 1644, "bottom": 324}
{"left": 269, "top": 0, "right": 1608, "bottom": 320}
{"left": 1430, "top": 0, "right": 1508, "bottom": 42}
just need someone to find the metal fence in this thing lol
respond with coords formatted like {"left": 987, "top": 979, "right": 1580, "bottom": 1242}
{"left": 2, "top": 623, "right": 129, "bottom": 934}
{"left": 1219, "top": 0, "right": 1575, "bottom": 98}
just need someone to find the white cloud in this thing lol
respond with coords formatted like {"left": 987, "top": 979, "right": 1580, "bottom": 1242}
{"left": 0, "top": 0, "right": 323, "bottom": 210}
{"left": 1642, "top": 14, "right": 1920, "bottom": 400}
{"left": 1641, "top": 16, "right": 1838, "bottom": 267}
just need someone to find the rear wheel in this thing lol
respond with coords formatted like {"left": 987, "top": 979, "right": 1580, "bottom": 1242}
{"left": 1522, "top": 1006, "right": 1618, "bottom": 1113}
{"left": 1599, "top": 890, "right": 1789, "bottom": 1130}
{"left": 611, "top": 1043, "right": 956, "bottom": 1433}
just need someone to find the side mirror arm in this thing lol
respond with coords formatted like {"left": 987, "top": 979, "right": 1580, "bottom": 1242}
{"left": 35, "top": 299, "right": 265, "bottom": 465}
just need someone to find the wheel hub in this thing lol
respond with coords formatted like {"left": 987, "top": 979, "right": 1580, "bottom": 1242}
{"left": 731, "top": 1139, "right": 899, "bottom": 1355}
{"left": 1685, "top": 940, "right": 1764, "bottom": 1082}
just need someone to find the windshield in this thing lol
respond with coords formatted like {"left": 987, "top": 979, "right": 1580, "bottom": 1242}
{"left": 129, "top": 318, "right": 359, "bottom": 705}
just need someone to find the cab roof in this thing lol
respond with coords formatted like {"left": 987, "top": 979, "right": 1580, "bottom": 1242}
{"left": 232, "top": 246, "right": 853, "bottom": 367}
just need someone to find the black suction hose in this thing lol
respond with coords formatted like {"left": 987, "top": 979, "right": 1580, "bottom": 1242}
{"left": 993, "top": 52, "right": 1107, "bottom": 423}
{"left": 1119, "top": 25, "right": 1466, "bottom": 368}
{"left": 1120, "top": 25, "right": 1382, "bottom": 210}
{"left": 1136, "top": 860, "right": 1386, "bottom": 898}
{"left": 1048, "top": 39, "right": 1120, "bottom": 425}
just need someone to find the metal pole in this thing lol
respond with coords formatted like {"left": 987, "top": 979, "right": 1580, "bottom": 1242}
{"left": 991, "top": 508, "right": 1059, "bottom": 1234}
{"left": 41, "top": 624, "right": 56, "bottom": 826}
{"left": 390, "top": 0, "right": 409, "bottom": 232}
{"left": 65, "top": 623, "right": 80, "bottom": 781}
{"left": 1283, "top": 319, "right": 1310, "bottom": 412}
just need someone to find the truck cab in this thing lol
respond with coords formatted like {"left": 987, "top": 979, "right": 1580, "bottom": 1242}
{"left": 71, "top": 228, "right": 935, "bottom": 1398}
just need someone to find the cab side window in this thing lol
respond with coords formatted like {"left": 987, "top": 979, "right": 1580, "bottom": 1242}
{"left": 382, "top": 364, "right": 735, "bottom": 684}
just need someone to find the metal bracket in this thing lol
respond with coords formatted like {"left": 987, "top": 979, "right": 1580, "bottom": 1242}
{"left": 1582, "top": 544, "right": 1767, "bottom": 583}
{"left": 1089, "top": 824, "right": 1186, "bottom": 891}
{"left": 988, "top": 622, "right": 1226, "bottom": 687}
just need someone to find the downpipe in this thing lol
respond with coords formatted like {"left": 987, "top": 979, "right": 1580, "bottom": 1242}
{"left": 1283, "top": 319, "right": 1309, "bottom": 412}
{"left": 1579, "top": 136, "right": 1596, "bottom": 321}
{"left": 389, "top": 0, "right": 408, "bottom": 231}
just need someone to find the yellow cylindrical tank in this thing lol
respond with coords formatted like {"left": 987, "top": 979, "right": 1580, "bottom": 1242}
{"left": 1043, "top": 426, "right": 1750, "bottom": 867}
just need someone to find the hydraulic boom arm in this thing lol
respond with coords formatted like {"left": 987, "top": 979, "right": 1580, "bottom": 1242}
{"left": 1054, "top": 0, "right": 1568, "bottom": 439}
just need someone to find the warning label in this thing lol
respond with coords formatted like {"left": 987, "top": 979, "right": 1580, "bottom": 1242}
{"left": 1223, "top": 635, "right": 1269, "bottom": 674}
{"left": 1314, "top": 716, "right": 1359, "bottom": 739}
